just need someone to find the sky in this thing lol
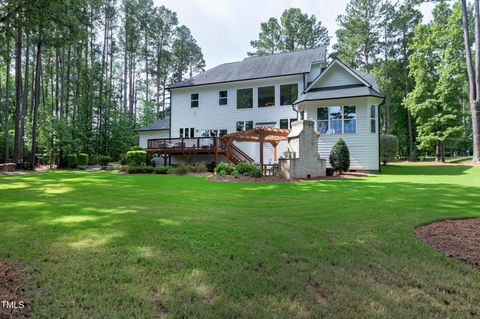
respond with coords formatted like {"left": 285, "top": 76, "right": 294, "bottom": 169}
{"left": 155, "top": 0, "right": 436, "bottom": 70}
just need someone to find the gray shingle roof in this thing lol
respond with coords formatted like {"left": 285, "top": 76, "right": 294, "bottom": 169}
{"left": 168, "top": 47, "right": 326, "bottom": 89}
{"left": 294, "top": 86, "right": 383, "bottom": 104}
{"left": 135, "top": 117, "right": 170, "bottom": 132}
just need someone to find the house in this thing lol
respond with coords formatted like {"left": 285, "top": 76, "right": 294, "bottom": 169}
{"left": 139, "top": 47, "right": 384, "bottom": 171}
{"left": 136, "top": 117, "right": 170, "bottom": 149}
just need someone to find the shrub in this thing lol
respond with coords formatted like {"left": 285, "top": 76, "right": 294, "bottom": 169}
{"left": 214, "top": 162, "right": 235, "bottom": 175}
{"left": 126, "top": 150, "right": 147, "bottom": 166}
{"left": 329, "top": 138, "right": 350, "bottom": 173}
{"left": 154, "top": 166, "right": 171, "bottom": 174}
{"left": 190, "top": 164, "right": 208, "bottom": 173}
{"left": 131, "top": 146, "right": 144, "bottom": 151}
{"left": 380, "top": 134, "right": 399, "bottom": 165}
{"left": 232, "top": 169, "right": 240, "bottom": 178}
{"left": 88, "top": 155, "right": 98, "bottom": 166}
{"left": 249, "top": 165, "right": 263, "bottom": 177}
{"left": 166, "top": 166, "right": 175, "bottom": 174}
{"left": 77, "top": 153, "right": 89, "bottom": 167}
{"left": 173, "top": 163, "right": 191, "bottom": 175}
{"left": 67, "top": 154, "right": 78, "bottom": 168}
{"left": 127, "top": 166, "right": 154, "bottom": 174}
{"left": 97, "top": 155, "right": 111, "bottom": 167}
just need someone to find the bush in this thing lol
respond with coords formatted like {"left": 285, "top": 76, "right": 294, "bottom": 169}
{"left": 67, "top": 154, "right": 78, "bottom": 168}
{"left": 77, "top": 153, "right": 89, "bottom": 167}
{"left": 250, "top": 165, "right": 263, "bottom": 177}
{"left": 232, "top": 169, "right": 240, "bottom": 178}
{"left": 97, "top": 155, "right": 111, "bottom": 167}
{"left": 173, "top": 163, "right": 191, "bottom": 175}
{"left": 329, "top": 139, "right": 350, "bottom": 173}
{"left": 214, "top": 162, "right": 235, "bottom": 175}
{"left": 380, "top": 134, "right": 399, "bottom": 165}
{"left": 190, "top": 164, "right": 208, "bottom": 173}
{"left": 88, "top": 155, "right": 98, "bottom": 166}
{"left": 127, "top": 166, "right": 154, "bottom": 174}
{"left": 126, "top": 150, "right": 147, "bottom": 166}
{"left": 154, "top": 166, "right": 171, "bottom": 174}
{"left": 131, "top": 146, "right": 144, "bottom": 151}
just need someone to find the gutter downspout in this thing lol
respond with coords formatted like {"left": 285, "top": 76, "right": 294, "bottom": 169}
{"left": 167, "top": 88, "right": 172, "bottom": 138}
{"left": 378, "top": 96, "right": 386, "bottom": 173}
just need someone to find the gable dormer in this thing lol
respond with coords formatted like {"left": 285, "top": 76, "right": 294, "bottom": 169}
{"left": 305, "top": 59, "right": 372, "bottom": 92}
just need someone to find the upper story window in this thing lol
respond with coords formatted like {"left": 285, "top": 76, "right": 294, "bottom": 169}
{"left": 191, "top": 93, "right": 199, "bottom": 108}
{"left": 370, "top": 105, "right": 376, "bottom": 133}
{"left": 280, "top": 118, "right": 298, "bottom": 129}
{"left": 280, "top": 84, "right": 298, "bottom": 106}
{"left": 219, "top": 90, "right": 228, "bottom": 106}
{"left": 236, "top": 120, "right": 253, "bottom": 132}
{"left": 237, "top": 88, "right": 253, "bottom": 109}
{"left": 317, "top": 105, "right": 356, "bottom": 134}
{"left": 258, "top": 86, "right": 275, "bottom": 107}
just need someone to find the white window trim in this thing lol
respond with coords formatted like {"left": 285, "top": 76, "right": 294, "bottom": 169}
{"left": 219, "top": 90, "right": 228, "bottom": 106}
{"left": 370, "top": 104, "right": 377, "bottom": 134}
{"left": 316, "top": 105, "right": 357, "bottom": 135}
{"left": 191, "top": 93, "right": 199, "bottom": 108}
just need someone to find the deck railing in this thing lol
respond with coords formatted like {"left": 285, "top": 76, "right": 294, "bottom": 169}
{"left": 147, "top": 137, "right": 222, "bottom": 150}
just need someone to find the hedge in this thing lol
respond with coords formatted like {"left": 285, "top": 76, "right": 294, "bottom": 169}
{"left": 380, "top": 134, "right": 399, "bottom": 165}
{"left": 126, "top": 150, "right": 147, "bottom": 166}
{"left": 329, "top": 139, "right": 350, "bottom": 173}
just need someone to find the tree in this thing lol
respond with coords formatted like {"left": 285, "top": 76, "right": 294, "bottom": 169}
{"left": 405, "top": 2, "right": 465, "bottom": 162}
{"left": 329, "top": 138, "right": 350, "bottom": 173}
{"left": 248, "top": 8, "right": 329, "bottom": 56}
{"left": 461, "top": 0, "right": 480, "bottom": 163}
{"left": 171, "top": 25, "right": 205, "bottom": 82}
{"left": 334, "top": 0, "right": 383, "bottom": 72}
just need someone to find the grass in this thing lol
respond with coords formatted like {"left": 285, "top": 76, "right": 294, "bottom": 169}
{"left": 1, "top": 165, "right": 480, "bottom": 318}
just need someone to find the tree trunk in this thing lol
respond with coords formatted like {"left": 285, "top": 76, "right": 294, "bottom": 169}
{"left": 123, "top": 22, "right": 128, "bottom": 116}
{"left": 20, "top": 32, "right": 30, "bottom": 161}
{"left": 60, "top": 46, "right": 66, "bottom": 118}
{"left": 31, "top": 39, "right": 42, "bottom": 168}
{"left": 4, "top": 37, "right": 11, "bottom": 162}
{"left": 55, "top": 47, "right": 59, "bottom": 117}
{"left": 13, "top": 26, "right": 22, "bottom": 164}
{"left": 145, "top": 30, "right": 149, "bottom": 109}
{"left": 435, "top": 140, "right": 443, "bottom": 162}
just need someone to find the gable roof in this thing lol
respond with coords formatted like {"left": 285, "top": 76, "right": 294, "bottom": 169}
{"left": 294, "top": 59, "right": 383, "bottom": 104}
{"left": 168, "top": 47, "right": 326, "bottom": 89}
{"left": 135, "top": 117, "right": 170, "bottom": 132}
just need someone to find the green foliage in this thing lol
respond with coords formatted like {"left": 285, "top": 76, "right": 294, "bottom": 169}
{"left": 190, "top": 164, "right": 207, "bottom": 173}
{"left": 126, "top": 151, "right": 147, "bottom": 166}
{"left": 153, "top": 166, "right": 171, "bottom": 174}
{"left": 97, "top": 155, "right": 112, "bottom": 167}
{"left": 127, "top": 166, "right": 154, "bottom": 174}
{"left": 67, "top": 154, "right": 78, "bottom": 168}
{"left": 232, "top": 170, "right": 240, "bottom": 178}
{"left": 249, "top": 8, "right": 329, "bottom": 56}
{"left": 215, "top": 162, "right": 263, "bottom": 177}
{"left": 329, "top": 139, "right": 350, "bottom": 173}
{"left": 77, "top": 153, "right": 89, "bottom": 167}
{"left": 405, "top": 2, "right": 466, "bottom": 160}
{"left": 173, "top": 163, "right": 191, "bottom": 175}
{"left": 380, "top": 134, "right": 399, "bottom": 165}
{"left": 214, "top": 162, "right": 236, "bottom": 175}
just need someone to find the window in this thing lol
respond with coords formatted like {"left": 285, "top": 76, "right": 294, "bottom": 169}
{"left": 219, "top": 129, "right": 228, "bottom": 137}
{"left": 202, "top": 129, "right": 218, "bottom": 137}
{"left": 179, "top": 128, "right": 184, "bottom": 138}
{"left": 370, "top": 105, "right": 376, "bottom": 133}
{"left": 317, "top": 107, "right": 328, "bottom": 134}
{"left": 180, "top": 127, "right": 194, "bottom": 138}
{"left": 191, "top": 93, "right": 199, "bottom": 108}
{"left": 280, "top": 119, "right": 289, "bottom": 129}
{"left": 280, "top": 84, "right": 298, "bottom": 105}
{"left": 184, "top": 127, "right": 189, "bottom": 138}
{"left": 258, "top": 86, "right": 275, "bottom": 107}
{"left": 317, "top": 106, "right": 357, "bottom": 134}
{"left": 190, "top": 128, "right": 195, "bottom": 138}
{"left": 219, "top": 91, "right": 228, "bottom": 106}
{"left": 236, "top": 120, "right": 253, "bottom": 131}
{"left": 237, "top": 88, "right": 253, "bottom": 109}
{"left": 290, "top": 118, "right": 297, "bottom": 128}
{"left": 344, "top": 105, "right": 356, "bottom": 133}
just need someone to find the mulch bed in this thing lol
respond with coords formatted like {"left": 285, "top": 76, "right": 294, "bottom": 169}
{"left": 0, "top": 261, "right": 32, "bottom": 318}
{"left": 208, "top": 172, "right": 368, "bottom": 183}
{"left": 0, "top": 166, "right": 50, "bottom": 176}
{"left": 414, "top": 218, "right": 480, "bottom": 271}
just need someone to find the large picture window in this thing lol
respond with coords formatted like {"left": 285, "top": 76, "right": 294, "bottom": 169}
{"left": 280, "top": 84, "right": 298, "bottom": 105}
{"left": 258, "top": 86, "right": 275, "bottom": 107}
{"left": 237, "top": 88, "right": 253, "bottom": 109}
{"left": 317, "top": 105, "right": 356, "bottom": 134}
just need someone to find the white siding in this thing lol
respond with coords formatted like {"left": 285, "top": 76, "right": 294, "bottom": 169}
{"left": 138, "top": 130, "right": 169, "bottom": 148}
{"left": 312, "top": 63, "right": 362, "bottom": 88}
{"left": 170, "top": 75, "right": 302, "bottom": 164}
{"left": 300, "top": 97, "right": 380, "bottom": 171}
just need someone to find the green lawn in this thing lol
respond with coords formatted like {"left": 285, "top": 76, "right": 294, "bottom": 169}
{"left": 1, "top": 165, "right": 480, "bottom": 318}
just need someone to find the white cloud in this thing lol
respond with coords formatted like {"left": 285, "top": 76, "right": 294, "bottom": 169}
{"left": 155, "top": 0, "right": 435, "bottom": 69}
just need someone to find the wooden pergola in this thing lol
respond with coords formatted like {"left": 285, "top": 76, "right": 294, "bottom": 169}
{"left": 223, "top": 127, "right": 290, "bottom": 168}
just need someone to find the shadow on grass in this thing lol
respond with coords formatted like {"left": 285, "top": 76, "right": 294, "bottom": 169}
{"left": 0, "top": 167, "right": 480, "bottom": 317}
